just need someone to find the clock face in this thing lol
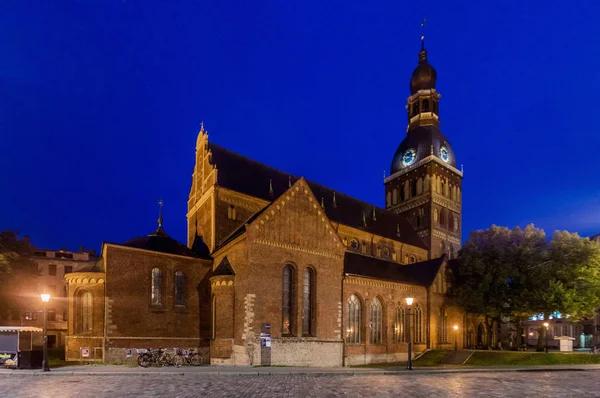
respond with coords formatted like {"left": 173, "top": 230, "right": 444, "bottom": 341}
{"left": 440, "top": 146, "right": 450, "bottom": 163}
{"left": 402, "top": 149, "right": 417, "bottom": 166}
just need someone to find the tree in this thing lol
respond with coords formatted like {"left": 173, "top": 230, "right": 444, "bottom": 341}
{"left": 0, "top": 230, "right": 39, "bottom": 317}
{"left": 454, "top": 224, "right": 600, "bottom": 350}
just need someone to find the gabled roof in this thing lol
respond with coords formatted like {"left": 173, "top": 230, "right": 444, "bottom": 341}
{"left": 213, "top": 256, "right": 236, "bottom": 276}
{"left": 344, "top": 252, "right": 446, "bottom": 287}
{"left": 208, "top": 143, "right": 426, "bottom": 249}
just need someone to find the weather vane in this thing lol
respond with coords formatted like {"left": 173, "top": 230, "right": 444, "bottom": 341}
{"left": 420, "top": 18, "right": 427, "bottom": 46}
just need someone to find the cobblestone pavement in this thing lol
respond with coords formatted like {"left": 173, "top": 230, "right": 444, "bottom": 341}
{"left": 2, "top": 371, "right": 600, "bottom": 397}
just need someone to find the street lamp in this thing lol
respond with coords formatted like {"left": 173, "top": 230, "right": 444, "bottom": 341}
{"left": 453, "top": 325, "right": 459, "bottom": 350}
{"left": 543, "top": 322, "right": 549, "bottom": 353}
{"left": 405, "top": 297, "right": 413, "bottom": 370}
{"left": 40, "top": 293, "right": 51, "bottom": 372}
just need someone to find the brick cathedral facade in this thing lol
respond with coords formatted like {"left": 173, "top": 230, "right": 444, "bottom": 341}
{"left": 64, "top": 41, "right": 481, "bottom": 366}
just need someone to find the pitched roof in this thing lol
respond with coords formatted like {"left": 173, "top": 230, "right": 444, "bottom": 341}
{"left": 344, "top": 252, "right": 445, "bottom": 286}
{"left": 213, "top": 256, "right": 236, "bottom": 276}
{"left": 208, "top": 143, "right": 426, "bottom": 249}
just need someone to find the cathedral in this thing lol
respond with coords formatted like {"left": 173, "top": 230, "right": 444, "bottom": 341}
{"left": 64, "top": 39, "right": 473, "bottom": 366}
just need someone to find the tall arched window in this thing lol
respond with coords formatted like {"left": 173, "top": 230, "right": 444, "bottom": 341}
{"left": 392, "top": 188, "right": 398, "bottom": 204}
{"left": 174, "top": 271, "right": 185, "bottom": 306}
{"left": 302, "top": 268, "right": 315, "bottom": 336}
{"left": 439, "top": 306, "right": 448, "bottom": 343}
{"left": 440, "top": 209, "right": 446, "bottom": 227}
{"left": 386, "top": 191, "right": 391, "bottom": 208}
{"left": 211, "top": 295, "right": 216, "bottom": 339}
{"left": 394, "top": 305, "right": 405, "bottom": 343}
{"left": 369, "top": 297, "right": 383, "bottom": 344}
{"left": 346, "top": 295, "right": 361, "bottom": 344}
{"left": 79, "top": 292, "right": 92, "bottom": 334}
{"left": 434, "top": 208, "right": 439, "bottom": 222}
{"left": 151, "top": 268, "right": 162, "bottom": 305}
{"left": 414, "top": 303, "right": 424, "bottom": 343}
{"left": 411, "top": 180, "right": 417, "bottom": 197}
{"left": 282, "top": 265, "right": 294, "bottom": 335}
{"left": 448, "top": 212, "right": 454, "bottom": 231}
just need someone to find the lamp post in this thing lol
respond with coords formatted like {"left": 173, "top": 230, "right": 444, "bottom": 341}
{"left": 543, "top": 322, "right": 549, "bottom": 353}
{"left": 40, "top": 293, "right": 51, "bottom": 372}
{"left": 453, "top": 325, "right": 459, "bottom": 351}
{"left": 405, "top": 297, "right": 413, "bottom": 370}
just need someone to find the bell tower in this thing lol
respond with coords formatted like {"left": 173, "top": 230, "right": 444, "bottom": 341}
{"left": 384, "top": 37, "right": 463, "bottom": 259}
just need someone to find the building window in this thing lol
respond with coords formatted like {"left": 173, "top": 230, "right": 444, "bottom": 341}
{"left": 302, "top": 268, "right": 315, "bottom": 336}
{"left": 386, "top": 191, "right": 391, "bottom": 208}
{"left": 346, "top": 295, "right": 362, "bottom": 344}
{"left": 412, "top": 102, "right": 419, "bottom": 116}
{"left": 227, "top": 205, "right": 237, "bottom": 220}
{"left": 151, "top": 268, "right": 162, "bottom": 306}
{"left": 211, "top": 295, "right": 216, "bottom": 339}
{"left": 361, "top": 242, "right": 367, "bottom": 254}
{"left": 392, "top": 188, "right": 398, "bottom": 205}
{"left": 411, "top": 180, "right": 418, "bottom": 197}
{"left": 55, "top": 252, "right": 73, "bottom": 260}
{"left": 64, "top": 266, "right": 73, "bottom": 275}
{"left": 414, "top": 304, "right": 424, "bottom": 343}
{"left": 24, "top": 311, "right": 37, "bottom": 321}
{"left": 440, "top": 209, "right": 446, "bottom": 227}
{"left": 422, "top": 99, "right": 430, "bottom": 112}
{"left": 48, "top": 264, "right": 57, "bottom": 276}
{"left": 434, "top": 208, "right": 439, "bottom": 222}
{"left": 439, "top": 306, "right": 448, "bottom": 343}
{"left": 79, "top": 292, "right": 92, "bottom": 333}
{"left": 63, "top": 307, "right": 68, "bottom": 321}
{"left": 47, "top": 309, "right": 56, "bottom": 322}
{"left": 282, "top": 265, "right": 294, "bottom": 335}
{"left": 174, "top": 271, "right": 185, "bottom": 306}
{"left": 394, "top": 305, "right": 405, "bottom": 343}
{"left": 369, "top": 298, "right": 383, "bottom": 344}
{"left": 11, "top": 309, "right": 20, "bottom": 321}
{"left": 448, "top": 212, "right": 455, "bottom": 231}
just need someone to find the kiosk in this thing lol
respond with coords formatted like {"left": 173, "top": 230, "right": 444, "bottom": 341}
{"left": 0, "top": 327, "right": 44, "bottom": 369}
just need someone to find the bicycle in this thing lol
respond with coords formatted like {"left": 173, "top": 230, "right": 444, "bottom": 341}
{"left": 174, "top": 348, "right": 203, "bottom": 367}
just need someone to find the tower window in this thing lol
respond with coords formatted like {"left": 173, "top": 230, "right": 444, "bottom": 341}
{"left": 392, "top": 189, "right": 398, "bottom": 205}
{"left": 411, "top": 180, "right": 417, "bottom": 197}
{"left": 386, "top": 191, "right": 391, "bottom": 208}
{"left": 433, "top": 100, "right": 438, "bottom": 115}
{"left": 422, "top": 99, "right": 430, "bottom": 112}
{"left": 434, "top": 208, "right": 439, "bottom": 223}
{"left": 440, "top": 209, "right": 447, "bottom": 227}
{"left": 412, "top": 103, "right": 419, "bottom": 117}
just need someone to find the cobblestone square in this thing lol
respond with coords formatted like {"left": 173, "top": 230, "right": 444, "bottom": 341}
{"left": 2, "top": 371, "right": 600, "bottom": 397}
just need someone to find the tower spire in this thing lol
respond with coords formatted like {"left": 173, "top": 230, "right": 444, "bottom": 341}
{"left": 154, "top": 199, "right": 167, "bottom": 236}
{"left": 419, "top": 18, "right": 428, "bottom": 63}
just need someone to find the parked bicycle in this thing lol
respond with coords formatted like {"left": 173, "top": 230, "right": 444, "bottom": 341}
{"left": 174, "top": 348, "right": 203, "bottom": 367}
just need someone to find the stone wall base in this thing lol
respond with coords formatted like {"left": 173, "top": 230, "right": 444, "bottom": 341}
{"left": 344, "top": 352, "right": 418, "bottom": 366}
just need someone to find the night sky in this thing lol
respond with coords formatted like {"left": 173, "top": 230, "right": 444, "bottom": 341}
{"left": 2, "top": 1, "right": 599, "bottom": 252}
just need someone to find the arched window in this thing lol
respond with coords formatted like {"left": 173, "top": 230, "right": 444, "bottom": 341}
{"left": 302, "top": 268, "right": 315, "bottom": 336}
{"left": 392, "top": 188, "right": 398, "bottom": 205}
{"left": 394, "top": 305, "right": 405, "bottom": 343}
{"left": 411, "top": 180, "right": 417, "bottom": 197}
{"left": 79, "top": 292, "right": 92, "bottom": 334}
{"left": 346, "top": 295, "right": 361, "bottom": 344}
{"left": 422, "top": 99, "right": 430, "bottom": 112}
{"left": 369, "top": 298, "right": 383, "bottom": 344}
{"left": 454, "top": 216, "right": 459, "bottom": 232}
{"left": 399, "top": 185, "right": 405, "bottom": 201}
{"left": 434, "top": 208, "right": 439, "bottom": 222}
{"left": 412, "top": 102, "right": 419, "bottom": 116}
{"left": 282, "top": 265, "right": 294, "bottom": 335}
{"left": 438, "top": 306, "right": 448, "bottom": 343}
{"left": 448, "top": 212, "right": 454, "bottom": 231}
{"left": 211, "top": 295, "right": 216, "bottom": 339}
{"left": 414, "top": 303, "right": 424, "bottom": 343}
{"left": 151, "top": 268, "right": 162, "bottom": 306}
{"left": 174, "top": 271, "right": 185, "bottom": 306}
{"left": 386, "top": 191, "right": 391, "bottom": 208}
{"left": 416, "top": 178, "right": 423, "bottom": 195}
{"left": 440, "top": 209, "right": 446, "bottom": 227}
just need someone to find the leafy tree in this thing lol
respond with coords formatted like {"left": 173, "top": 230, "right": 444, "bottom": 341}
{"left": 0, "top": 230, "right": 39, "bottom": 317}
{"left": 454, "top": 224, "right": 600, "bottom": 350}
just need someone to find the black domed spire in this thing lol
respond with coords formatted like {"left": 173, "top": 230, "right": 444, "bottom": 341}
{"left": 409, "top": 36, "right": 437, "bottom": 94}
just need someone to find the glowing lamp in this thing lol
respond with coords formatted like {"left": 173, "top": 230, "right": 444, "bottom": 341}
{"left": 453, "top": 325, "right": 459, "bottom": 331}
{"left": 405, "top": 297, "right": 414, "bottom": 306}
{"left": 40, "top": 294, "right": 51, "bottom": 303}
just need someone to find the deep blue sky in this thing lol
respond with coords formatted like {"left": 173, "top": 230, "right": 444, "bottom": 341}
{"left": 2, "top": 1, "right": 599, "bottom": 252}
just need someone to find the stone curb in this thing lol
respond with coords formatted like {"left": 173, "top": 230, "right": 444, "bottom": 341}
{"left": 1, "top": 367, "right": 599, "bottom": 377}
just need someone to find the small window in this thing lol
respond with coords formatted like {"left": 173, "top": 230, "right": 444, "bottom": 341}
{"left": 227, "top": 205, "right": 237, "bottom": 220}
{"left": 412, "top": 102, "right": 419, "bottom": 116}
{"left": 25, "top": 311, "right": 37, "bottom": 321}
{"left": 434, "top": 208, "right": 439, "bottom": 222}
{"left": 175, "top": 271, "right": 185, "bottom": 306}
{"left": 411, "top": 180, "right": 417, "bottom": 197}
{"left": 422, "top": 99, "right": 430, "bottom": 112}
{"left": 48, "top": 309, "right": 56, "bottom": 322}
{"left": 64, "top": 266, "right": 73, "bottom": 275}
{"left": 48, "top": 264, "right": 57, "bottom": 276}
{"left": 55, "top": 252, "right": 73, "bottom": 260}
